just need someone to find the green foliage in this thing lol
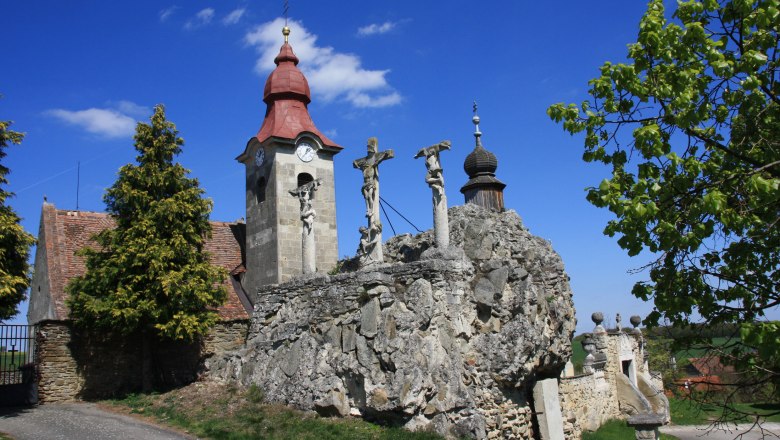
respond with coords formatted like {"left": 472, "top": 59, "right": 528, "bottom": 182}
{"left": 571, "top": 334, "right": 586, "bottom": 373}
{"left": 644, "top": 322, "right": 740, "bottom": 340}
{"left": 669, "top": 397, "right": 780, "bottom": 424}
{"left": 582, "top": 419, "right": 679, "bottom": 440}
{"left": 0, "top": 117, "right": 35, "bottom": 321}
{"left": 549, "top": 0, "right": 780, "bottom": 396}
{"left": 67, "top": 105, "right": 226, "bottom": 341}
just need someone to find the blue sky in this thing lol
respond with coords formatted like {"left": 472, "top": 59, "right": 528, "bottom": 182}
{"left": 4, "top": 1, "right": 676, "bottom": 332}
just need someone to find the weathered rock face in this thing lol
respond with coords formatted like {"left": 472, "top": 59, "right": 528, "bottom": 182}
{"left": 210, "top": 204, "right": 576, "bottom": 439}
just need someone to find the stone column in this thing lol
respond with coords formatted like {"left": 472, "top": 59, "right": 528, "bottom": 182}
{"left": 415, "top": 141, "right": 451, "bottom": 248}
{"left": 353, "top": 138, "right": 394, "bottom": 266}
{"left": 290, "top": 179, "right": 320, "bottom": 274}
{"left": 532, "top": 378, "right": 565, "bottom": 440}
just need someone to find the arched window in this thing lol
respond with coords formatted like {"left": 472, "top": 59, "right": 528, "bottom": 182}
{"left": 257, "top": 176, "right": 266, "bottom": 204}
{"left": 297, "top": 172, "right": 313, "bottom": 188}
{"left": 297, "top": 173, "right": 314, "bottom": 199}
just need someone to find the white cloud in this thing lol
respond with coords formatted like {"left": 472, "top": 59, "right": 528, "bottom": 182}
{"left": 185, "top": 8, "right": 215, "bottom": 29}
{"left": 46, "top": 102, "right": 148, "bottom": 138}
{"left": 115, "top": 101, "right": 151, "bottom": 118}
{"left": 348, "top": 92, "right": 402, "bottom": 108}
{"left": 222, "top": 8, "right": 245, "bottom": 25}
{"left": 357, "top": 21, "right": 397, "bottom": 36}
{"left": 244, "top": 18, "right": 401, "bottom": 108}
{"left": 159, "top": 6, "right": 178, "bottom": 22}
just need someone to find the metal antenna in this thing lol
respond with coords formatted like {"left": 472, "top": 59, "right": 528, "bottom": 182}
{"left": 76, "top": 161, "right": 80, "bottom": 210}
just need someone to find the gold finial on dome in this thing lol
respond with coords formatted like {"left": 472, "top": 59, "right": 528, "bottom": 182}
{"left": 282, "top": 26, "right": 291, "bottom": 43}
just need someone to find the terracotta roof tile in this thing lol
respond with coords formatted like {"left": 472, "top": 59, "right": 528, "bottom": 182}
{"left": 42, "top": 205, "right": 250, "bottom": 321}
{"left": 256, "top": 41, "right": 341, "bottom": 150}
{"left": 688, "top": 356, "right": 734, "bottom": 377}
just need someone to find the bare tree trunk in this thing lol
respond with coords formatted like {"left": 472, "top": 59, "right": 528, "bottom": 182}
{"left": 141, "top": 330, "right": 152, "bottom": 392}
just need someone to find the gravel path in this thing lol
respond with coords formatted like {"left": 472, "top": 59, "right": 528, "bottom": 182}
{"left": 0, "top": 403, "right": 194, "bottom": 440}
{"left": 661, "top": 422, "right": 780, "bottom": 440}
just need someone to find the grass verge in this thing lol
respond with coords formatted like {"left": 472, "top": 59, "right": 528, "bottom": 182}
{"left": 670, "top": 397, "right": 780, "bottom": 425}
{"left": 582, "top": 419, "right": 679, "bottom": 440}
{"left": 106, "top": 381, "right": 443, "bottom": 440}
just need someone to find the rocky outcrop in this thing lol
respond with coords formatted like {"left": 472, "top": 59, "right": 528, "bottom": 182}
{"left": 210, "top": 205, "right": 576, "bottom": 439}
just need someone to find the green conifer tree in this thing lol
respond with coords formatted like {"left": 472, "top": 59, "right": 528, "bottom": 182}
{"left": 0, "top": 119, "right": 35, "bottom": 321}
{"left": 67, "top": 105, "right": 226, "bottom": 341}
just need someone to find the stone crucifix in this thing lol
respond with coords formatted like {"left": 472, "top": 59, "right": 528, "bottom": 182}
{"left": 289, "top": 178, "right": 321, "bottom": 274}
{"left": 353, "top": 137, "right": 394, "bottom": 265}
{"left": 415, "top": 141, "right": 451, "bottom": 248}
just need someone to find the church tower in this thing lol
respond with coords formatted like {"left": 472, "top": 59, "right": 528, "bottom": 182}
{"left": 237, "top": 26, "right": 341, "bottom": 292}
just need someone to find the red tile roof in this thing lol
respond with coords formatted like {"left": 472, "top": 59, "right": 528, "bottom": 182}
{"left": 688, "top": 356, "right": 735, "bottom": 377}
{"left": 40, "top": 203, "right": 250, "bottom": 321}
{"left": 256, "top": 41, "right": 340, "bottom": 150}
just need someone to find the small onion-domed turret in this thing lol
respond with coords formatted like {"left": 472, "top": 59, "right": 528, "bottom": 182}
{"left": 464, "top": 144, "right": 498, "bottom": 177}
{"left": 460, "top": 103, "right": 506, "bottom": 211}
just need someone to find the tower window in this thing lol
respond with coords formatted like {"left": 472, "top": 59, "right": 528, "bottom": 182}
{"left": 257, "top": 176, "right": 266, "bottom": 204}
{"left": 297, "top": 172, "right": 313, "bottom": 188}
{"left": 297, "top": 173, "right": 314, "bottom": 199}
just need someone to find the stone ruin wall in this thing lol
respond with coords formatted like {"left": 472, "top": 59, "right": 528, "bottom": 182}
{"left": 210, "top": 204, "right": 577, "bottom": 439}
{"left": 558, "top": 324, "right": 666, "bottom": 439}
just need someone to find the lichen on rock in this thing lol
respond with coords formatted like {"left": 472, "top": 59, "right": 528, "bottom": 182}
{"left": 210, "top": 204, "right": 576, "bottom": 439}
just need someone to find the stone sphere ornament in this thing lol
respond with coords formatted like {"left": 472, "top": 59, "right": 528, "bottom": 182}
{"left": 591, "top": 312, "right": 604, "bottom": 325}
{"left": 630, "top": 315, "right": 642, "bottom": 328}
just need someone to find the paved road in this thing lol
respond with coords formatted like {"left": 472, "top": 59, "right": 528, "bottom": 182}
{"left": 661, "top": 422, "right": 780, "bottom": 440}
{"left": 0, "top": 403, "right": 194, "bottom": 440}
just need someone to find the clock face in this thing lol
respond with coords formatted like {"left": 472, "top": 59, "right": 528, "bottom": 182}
{"left": 255, "top": 149, "right": 265, "bottom": 167}
{"left": 296, "top": 142, "right": 316, "bottom": 162}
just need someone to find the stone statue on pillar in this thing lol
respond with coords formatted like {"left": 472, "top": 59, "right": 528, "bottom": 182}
{"left": 415, "top": 141, "right": 451, "bottom": 248}
{"left": 289, "top": 179, "right": 321, "bottom": 274}
{"left": 353, "top": 137, "right": 394, "bottom": 265}
{"left": 357, "top": 223, "right": 382, "bottom": 265}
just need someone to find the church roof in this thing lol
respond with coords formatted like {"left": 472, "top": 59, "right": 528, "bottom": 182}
{"left": 37, "top": 202, "right": 250, "bottom": 322}
{"left": 255, "top": 30, "right": 341, "bottom": 150}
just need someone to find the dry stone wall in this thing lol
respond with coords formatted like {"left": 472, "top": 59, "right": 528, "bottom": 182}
{"left": 36, "top": 320, "right": 248, "bottom": 402}
{"left": 210, "top": 205, "right": 577, "bottom": 439}
{"left": 559, "top": 371, "right": 616, "bottom": 439}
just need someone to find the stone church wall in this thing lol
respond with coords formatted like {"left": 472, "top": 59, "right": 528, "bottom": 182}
{"left": 35, "top": 319, "right": 248, "bottom": 403}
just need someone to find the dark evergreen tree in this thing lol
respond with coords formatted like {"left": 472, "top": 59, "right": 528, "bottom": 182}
{"left": 0, "top": 118, "right": 35, "bottom": 321}
{"left": 67, "top": 105, "right": 226, "bottom": 341}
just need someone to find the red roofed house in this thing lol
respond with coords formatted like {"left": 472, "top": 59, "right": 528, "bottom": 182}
{"left": 27, "top": 203, "right": 253, "bottom": 401}
{"left": 28, "top": 203, "right": 251, "bottom": 325}
{"left": 676, "top": 356, "right": 736, "bottom": 394}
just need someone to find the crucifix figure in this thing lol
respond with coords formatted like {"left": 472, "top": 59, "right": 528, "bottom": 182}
{"left": 353, "top": 137, "right": 394, "bottom": 265}
{"left": 289, "top": 179, "right": 321, "bottom": 274}
{"left": 415, "top": 141, "right": 451, "bottom": 248}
